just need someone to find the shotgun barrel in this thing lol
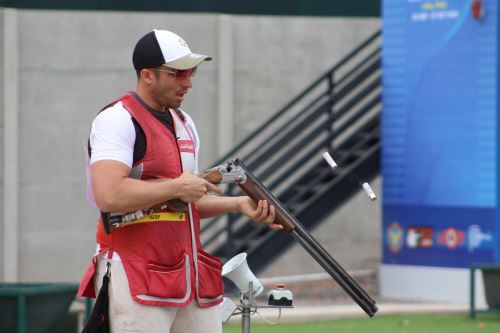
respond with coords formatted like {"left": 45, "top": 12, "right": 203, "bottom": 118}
{"left": 232, "top": 158, "right": 378, "bottom": 317}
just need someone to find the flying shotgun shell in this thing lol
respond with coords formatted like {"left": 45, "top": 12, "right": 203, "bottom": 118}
{"left": 322, "top": 152, "right": 338, "bottom": 169}
{"left": 362, "top": 182, "right": 377, "bottom": 201}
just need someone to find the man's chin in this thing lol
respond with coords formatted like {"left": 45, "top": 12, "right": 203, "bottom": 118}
{"left": 167, "top": 100, "right": 182, "bottom": 109}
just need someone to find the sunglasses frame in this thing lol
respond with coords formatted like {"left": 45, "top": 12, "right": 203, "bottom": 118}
{"left": 150, "top": 66, "right": 197, "bottom": 79}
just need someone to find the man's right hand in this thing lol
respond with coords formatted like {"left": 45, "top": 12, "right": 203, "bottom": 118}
{"left": 175, "top": 171, "right": 223, "bottom": 203}
{"left": 92, "top": 160, "right": 223, "bottom": 213}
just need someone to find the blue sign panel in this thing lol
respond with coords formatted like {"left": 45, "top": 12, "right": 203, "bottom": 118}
{"left": 382, "top": 0, "right": 498, "bottom": 267}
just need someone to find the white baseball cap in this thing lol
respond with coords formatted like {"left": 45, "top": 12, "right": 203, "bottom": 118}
{"left": 132, "top": 29, "right": 212, "bottom": 70}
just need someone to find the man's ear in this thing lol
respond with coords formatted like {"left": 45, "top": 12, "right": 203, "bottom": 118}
{"left": 140, "top": 69, "right": 155, "bottom": 84}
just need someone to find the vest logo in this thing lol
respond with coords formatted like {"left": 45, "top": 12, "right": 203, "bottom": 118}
{"left": 178, "top": 140, "right": 195, "bottom": 154}
{"left": 387, "top": 222, "right": 404, "bottom": 253}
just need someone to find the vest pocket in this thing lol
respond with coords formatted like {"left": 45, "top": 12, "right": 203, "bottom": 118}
{"left": 197, "top": 250, "right": 224, "bottom": 299}
{"left": 147, "top": 254, "right": 188, "bottom": 299}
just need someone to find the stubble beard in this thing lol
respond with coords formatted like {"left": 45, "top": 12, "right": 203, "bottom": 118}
{"left": 154, "top": 86, "right": 182, "bottom": 110}
{"left": 169, "top": 98, "right": 182, "bottom": 109}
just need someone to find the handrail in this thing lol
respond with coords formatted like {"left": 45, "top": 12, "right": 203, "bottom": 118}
{"left": 327, "top": 30, "right": 381, "bottom": 74}
{"left": 236, "top": 90, "right": 330, "bottom": 166}
{"left": 243, "top": 57, "right": 380, "bottom": 170}
{"left": 202, "top": 29, "right": 382, "bottom": 254}
{"left": 241, "top": 60, "right": 380, "bottom": 175}
{"left": 259, "top": 91, "right": 381, "bottom": 183}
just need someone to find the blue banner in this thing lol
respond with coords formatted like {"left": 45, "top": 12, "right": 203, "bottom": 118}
{"left": 382, "top": 0, "right": 498, "bottom": 267}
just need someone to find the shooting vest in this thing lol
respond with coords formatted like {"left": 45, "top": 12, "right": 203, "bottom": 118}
{"left": 78, "top": 92, "right": 223, "bottom": 308}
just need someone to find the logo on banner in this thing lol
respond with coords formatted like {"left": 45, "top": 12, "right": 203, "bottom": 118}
{"left": 406, "top": 226, "right": 433, "bottom": 248}
{"left": 437, "top": 227, "right": 465, "bottom": 249}
{"left": 468, "top": 225, "right": 493, "bottom": 253}
{"left": 387, "top": 222, "right": 404, "bottom": 253}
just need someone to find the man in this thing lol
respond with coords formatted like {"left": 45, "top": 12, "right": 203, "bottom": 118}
{"left": 78, "top": 29, "right": 280, "bottom": 333}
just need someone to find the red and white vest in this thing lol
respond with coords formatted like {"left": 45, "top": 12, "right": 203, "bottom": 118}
{"left": 78, "top": 92, "right": 223, "bottom": 308}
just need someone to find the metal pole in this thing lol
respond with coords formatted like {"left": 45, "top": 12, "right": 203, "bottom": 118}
{"left": 18, "top": 295, "right": 26, "bottom": 333}
{"left": 241, "top": 307, "right": 251, "bottom": 333}
{"left": 241, "top": 282, "right": 254, "bottom": 333}
{"left": 469, "top": 266, "right": 476, "bottom": 319}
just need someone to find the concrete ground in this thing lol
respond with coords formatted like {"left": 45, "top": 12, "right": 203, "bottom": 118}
{"left": 222, "top": 270, "right": 484, "bottom": 323}
{"left": 225, "top": 300, "right": 476, "bottom": 324}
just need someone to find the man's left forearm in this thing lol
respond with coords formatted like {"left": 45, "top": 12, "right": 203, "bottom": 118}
{"left": 196, "top": 195, "right": 244, "bottom": 219}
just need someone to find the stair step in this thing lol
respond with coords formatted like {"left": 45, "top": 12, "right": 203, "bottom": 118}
{"left": 286, "top": 188, "right": 317, "bottom": 203}
{"left": 316, "top": 167, "right": 338, "bottom": 178}
{"left": 230, "top": 238, "right": 262, "bottom": 250}
{"left": 327, "top": 150, "right": 348, "bottom": 158}
{"left": 285, "top": 203, "right": 299, "bottom": 212}
{"left": 292, "top": 179, "right": 332, "bottom": 194}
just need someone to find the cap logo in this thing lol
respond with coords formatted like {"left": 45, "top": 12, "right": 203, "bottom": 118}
{"left": 178, "top": 38, "right": 187, "bottom": 47}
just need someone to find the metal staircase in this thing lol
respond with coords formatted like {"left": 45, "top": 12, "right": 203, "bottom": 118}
{"left": 200, "top": 30, "right": 382, "bottom": 274}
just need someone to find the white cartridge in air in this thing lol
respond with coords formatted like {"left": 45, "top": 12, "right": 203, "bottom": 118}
{"left": 362, "top": 182, "right": 377, "bottom": 201}
{"left": 322, "top": 152, "right": 338, "bottom": 169}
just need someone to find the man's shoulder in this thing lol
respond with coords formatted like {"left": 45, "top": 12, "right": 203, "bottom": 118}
{"left": 98, "top": 101, "right": 131, "bottom": 118}
{"left": 93, "top": 101, "right": 133, "bottom": 130}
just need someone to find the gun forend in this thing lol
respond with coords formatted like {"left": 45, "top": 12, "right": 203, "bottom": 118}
{"left": 234, "top": 165, "right": 296, "bottom": 233}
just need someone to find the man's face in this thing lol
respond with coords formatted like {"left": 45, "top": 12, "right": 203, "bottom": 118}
{"left": 148, "top": 66, "right": 196, "bottom": 109}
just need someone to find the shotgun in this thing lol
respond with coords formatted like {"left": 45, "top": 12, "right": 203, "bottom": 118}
{"left": 101, "top": 158, "right": 378, "bottom": 317}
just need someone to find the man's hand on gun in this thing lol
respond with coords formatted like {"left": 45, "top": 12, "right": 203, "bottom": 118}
{"left": 237, "top": 196, "right": 281, "bottom": 230}
{"left": 176, "top": 170, "right": 223, "bottom": 202}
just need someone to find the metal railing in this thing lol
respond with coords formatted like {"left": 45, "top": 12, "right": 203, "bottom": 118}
{"left": 201, "top": 29, "right": 382, "bottom": 263}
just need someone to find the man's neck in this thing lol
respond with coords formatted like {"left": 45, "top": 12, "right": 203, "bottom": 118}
{"left": 135, "top": 85, "right": 167, "bottom": 112}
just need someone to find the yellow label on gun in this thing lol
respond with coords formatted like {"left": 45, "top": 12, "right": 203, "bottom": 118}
{"left": 122, "top": 212, "right": 186, "bottom": 227}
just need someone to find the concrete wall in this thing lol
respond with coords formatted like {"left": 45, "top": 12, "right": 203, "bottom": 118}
{"left": 2, "top": 8, "right": 18, "bottom": 282}
{"left": 0, "top": 8, "right": 380, "bottom": 282}
{"left": 0, "top": 9, "right": 5, "bottom": 281}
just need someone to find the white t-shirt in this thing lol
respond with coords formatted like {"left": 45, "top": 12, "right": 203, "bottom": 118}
{"left": 89, "top": 101, "right": 200, "bottom": 168}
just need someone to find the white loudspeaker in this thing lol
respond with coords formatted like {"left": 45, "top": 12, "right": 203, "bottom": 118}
{"left": 220, "top": 297, "right": 237, "bottom": 323}
{"left": 222, "top": 252, "right": 264, "bottom": 297}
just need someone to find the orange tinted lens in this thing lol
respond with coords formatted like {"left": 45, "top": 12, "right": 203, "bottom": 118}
{"left": 176, "top": 67, "right": 197, "bottom": 79}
